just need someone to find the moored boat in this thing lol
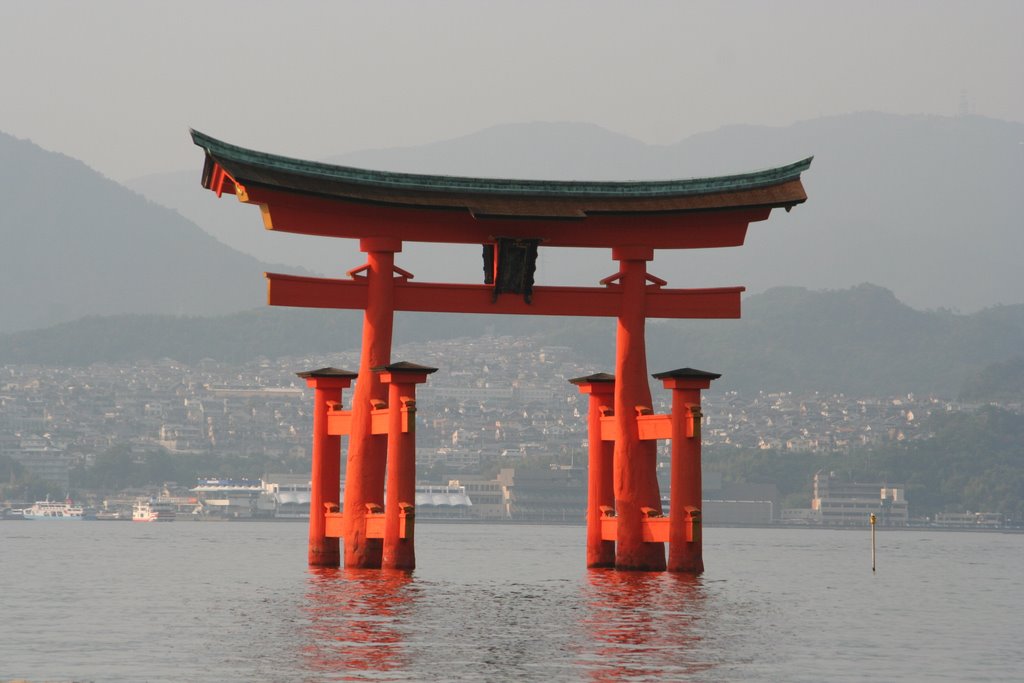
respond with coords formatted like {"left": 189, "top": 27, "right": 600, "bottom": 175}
{"left": 132, "top": 499, "right": 176, "bottom": 522}
{"left": 22, "top": 498, "right": 85, "bottom": 520}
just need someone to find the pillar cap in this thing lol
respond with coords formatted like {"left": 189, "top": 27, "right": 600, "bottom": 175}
{"left": 296, "top": 367, "right": 359, "bottom": 379}
{"left": 372, "top": 361, "right": 439, "bottom": 375}
{"left": 568, "top": 372, "right": 615, "bottom": 385}
{"left": 651, "top": 368, "right": 721, "bottom": 381}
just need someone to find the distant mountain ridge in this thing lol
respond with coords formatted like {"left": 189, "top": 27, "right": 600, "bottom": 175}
{"left": 0, "top": 131, "right": 297, "bottom": 334}
{"left": 129, "top": 113, "right": 1024, "bottom": 313}
{"left": 2, "top": 284, "right": 1021, "bottom": 397}
{"left": 4, "top": 113, "right": 1021, "bottom": 335}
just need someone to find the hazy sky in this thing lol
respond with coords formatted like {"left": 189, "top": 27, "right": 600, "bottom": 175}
{"left": 2, "top": 1, "right": 1022, "bottom": 182}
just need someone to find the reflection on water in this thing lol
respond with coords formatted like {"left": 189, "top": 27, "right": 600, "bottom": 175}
{"left": 265, "top": 527, "right": 1024, "bottom": 682}
{"left": 302, "top": 568, "right": 418, "bottom": 680}
{"left": 299, "top": 563, "right": 717, "bottom": 682}
{"left": 579, "top": 570, "right": 714, "bottom": 681}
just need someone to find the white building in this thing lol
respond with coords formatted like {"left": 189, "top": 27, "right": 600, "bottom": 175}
{"left": 811, "top": 471, "right": 908, "bottom": 526}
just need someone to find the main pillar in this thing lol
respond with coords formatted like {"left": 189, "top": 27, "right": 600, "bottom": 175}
{"left": 570, "top": 373, "right": 617, "bottom": 568}
{"left": 343, "top": 237, "right": 401, "bottom": 568}
{"left": 298, "top": 367, "right": 357, "bottom": 567}
{"left": 378, "top": 362, "right": 437, "bottom": 570}
{"left": 611, "top": 247, "right": 666, "bottom": 570}
{"left": 654, "top": 368, "right": 720, "bottom": 573}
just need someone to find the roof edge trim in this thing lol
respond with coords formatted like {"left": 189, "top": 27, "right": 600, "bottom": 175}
{"left": 190, "top": 129, "right": 812, "bottom": 200}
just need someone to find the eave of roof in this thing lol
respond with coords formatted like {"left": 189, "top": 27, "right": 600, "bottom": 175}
{"left": 191, "top": 129, "right": 811, "bottom": 218}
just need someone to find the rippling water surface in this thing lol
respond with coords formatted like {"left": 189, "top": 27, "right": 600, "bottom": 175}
{"left": 1, "top": 522, "right": 1020, "bottom": 681}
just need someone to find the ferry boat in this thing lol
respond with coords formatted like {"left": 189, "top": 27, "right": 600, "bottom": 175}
{"left": 22, "top": 498, "right": 85, "bottom": 520}
{"left": 132, "top": 499, "right": 177, "bottom": 522}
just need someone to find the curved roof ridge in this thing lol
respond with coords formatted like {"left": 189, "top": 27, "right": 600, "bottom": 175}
{"left": 191, "top": 129, "right": 812, "bottom": 199}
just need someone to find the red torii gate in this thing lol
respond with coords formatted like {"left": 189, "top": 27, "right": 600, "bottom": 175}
{"left": 192, "top": 130, "right": 811, "bottom": 572}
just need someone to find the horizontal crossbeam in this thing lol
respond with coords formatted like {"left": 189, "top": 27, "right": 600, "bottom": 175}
{"left": 324, "top": 510, "right": 410, "bottom": 539}
{"left": 599, "top": 411, "right": 699, "bottom": 441}
{"left": 326, "top": 407, "right": 412, "bottom": 436}
{"left": 266, "top": 273, "right": 743, "bottom": 319}
{"left": 600, "top": 515, "right": 671, "bottom": 543}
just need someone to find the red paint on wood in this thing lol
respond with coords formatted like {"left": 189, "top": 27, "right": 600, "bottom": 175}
{"left": 612, "top": 252, "right": 666, "bottom": 571}
{"left": 341, "top": 245, "right": 397, "bottom": 569}
{"left": 265, "top": 273, "right": 743, "bottom": 319}
{"left": 303, "top": 375, "right": 352, "bottom": 567}
{"left": 380, "top": 370, "right": 429, "bottom": 570}
{"left": 242, "top": 185, "right": 768, "bottom": 249}
{"left": 572, "top": 378, "right": 616, "bottom": 568}
{"left": 636, "top": 414, "right": 672, "bottom": 441}
{"left": 659, "top": 373, "right": 716, "bottom": 573}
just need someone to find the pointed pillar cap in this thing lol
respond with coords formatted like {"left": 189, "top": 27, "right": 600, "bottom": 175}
{"left": 296, "top": 367, "right": 359, "bottom": 379}
{"left": 652, "top": 368, "right": 721, "bottom": 380}
{"left": 568, "top": 372, "right": 615, "bottom": 385}
{"left": 372, "top": 361, "right": 438, "bottom": 374}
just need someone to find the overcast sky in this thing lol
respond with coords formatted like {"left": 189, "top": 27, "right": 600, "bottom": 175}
{"left": 1, "top": 1, "right": 1021, "bottom": 182}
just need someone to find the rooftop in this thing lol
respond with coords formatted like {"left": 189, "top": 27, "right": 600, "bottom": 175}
{"left": 192, "top": 129, "right": 811, "bottom": 221}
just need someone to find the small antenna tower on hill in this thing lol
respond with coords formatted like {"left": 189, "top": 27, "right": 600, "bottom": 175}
{"left": 958, "top": 90, "right": 971, "bottom": 117}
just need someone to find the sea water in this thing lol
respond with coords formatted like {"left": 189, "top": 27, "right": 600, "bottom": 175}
{"left": 1, "top": 522, "right": 1020, "bottom": 682}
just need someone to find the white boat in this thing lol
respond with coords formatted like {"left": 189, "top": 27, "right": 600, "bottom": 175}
{"left": 132, "top": 499, "right": 176, "bottom": 522}
{"left": 22, "top": 498, "right": 85, "bottom": 520}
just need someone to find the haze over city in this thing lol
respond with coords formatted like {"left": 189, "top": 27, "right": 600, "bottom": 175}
{"left": 2, "top": 1, "right": 1021, "bottom": 181}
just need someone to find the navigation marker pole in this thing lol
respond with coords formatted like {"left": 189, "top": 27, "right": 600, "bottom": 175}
{"left": 870, "top": 512, "right": 877, "bottom": 572}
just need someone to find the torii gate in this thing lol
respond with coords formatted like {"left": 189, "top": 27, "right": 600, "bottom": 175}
{"left": 192, "top": 130, "right": 811, "bottom": 572}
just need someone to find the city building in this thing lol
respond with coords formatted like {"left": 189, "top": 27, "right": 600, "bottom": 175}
{"left": 811, "top": 470, "right": 908, "bottom": 526}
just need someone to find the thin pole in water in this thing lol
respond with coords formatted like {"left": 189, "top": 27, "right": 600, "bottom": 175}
{"left": 870, "top": 512, "right": 877, "bottom": 572}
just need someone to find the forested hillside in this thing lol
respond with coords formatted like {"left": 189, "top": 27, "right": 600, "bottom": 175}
{"left": 706, "top": 406, "right": 1024, "bottom": 519}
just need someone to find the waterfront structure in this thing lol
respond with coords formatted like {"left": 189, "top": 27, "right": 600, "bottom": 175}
{"left": 263, "top": 474, "right": 312, "bottom": 519}
{"left": 191, "top": 478, "right": 265, "bottom": 518}
{"left": 413, "top": 484, "right": 473, "bottom": 519}
{"left": 811, "top": 471, "right": 909, "bottom": 526}
{"left": 192, "top": 130, "right": 810, "bottom": 571}
{"left": 932, "top": 511, "right": 1004, "bottom": 528}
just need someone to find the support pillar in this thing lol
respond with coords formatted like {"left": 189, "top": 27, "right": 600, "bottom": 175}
{"left": 377, "top": 362, "right": 437, "bottom": 570}
{"left": 298, "top": 367, "right": 357, "bottom": 567}
{"left": 654, "top": 368, "right": 720, "bottom": 573}
{"left": 343, "top": 237, "right": 401, "bottom": 568}
{"left": 611, "top": 246, "right": 665, "bottom": 570}
{"left": 569, "top": 373, "right": 617, "bottom": 568}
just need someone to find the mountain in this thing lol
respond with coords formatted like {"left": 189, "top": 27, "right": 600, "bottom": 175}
{"left": 536, "top": 283, "right": 1024, "bottom": 396}
{"left": 126, "top": 162, "right": 357, "bottom": 281}
{"left": 3, "top": 284, "right": 1022, "bottom": 397}
{"left": 655, "top": 284, "right": 1024, "bottom": 396}
{"left": 130, "top": 113, "right": 1024, "bottom": 313}
{"left": 0, "top": 132, "right": 297, "bottom": 334}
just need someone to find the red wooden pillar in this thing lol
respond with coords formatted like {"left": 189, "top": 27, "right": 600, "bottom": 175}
{"left": 298, "top": 367, "right": 357, "bottom": 567}
{"left": 378, "top": 362, "right": 437, "bottom": 570}
{"left": 343, "top": 237, "right": 400, "bottom": 568}
{"left": 569, "top": 373, "right": 617, "bottom": 568}
{"left": 612, "top": 247, "right": 666, "bottom": 571}
{"left": 654, "top": 368, "right": 720, "bottom": 573}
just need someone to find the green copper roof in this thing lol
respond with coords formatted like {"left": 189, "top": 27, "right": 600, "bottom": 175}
{"left": 191, "top": 129, "right": 812, "bottom": 200}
